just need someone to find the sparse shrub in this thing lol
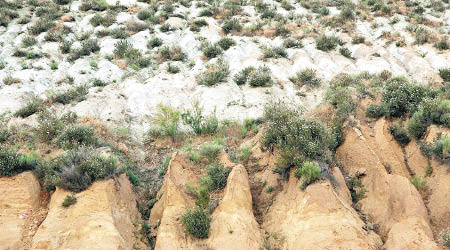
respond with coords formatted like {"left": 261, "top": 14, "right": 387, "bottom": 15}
{"left": 56, "top": 125, "right": 97, "bottom": 150}
{"left": 110, "top": 28, "right": 129, "bottom": 39}
{"left": 22, "top": 35, "right": 36, "bottom": 47}
{"left": 62, "top": 194, "right": 77, "bottom": 207}
{"left": 415, "top": 27, "right": 430, "bottom": 45}
{"left": 182, "top": 206, "right": 211, "bottom": 239}
{"left": 238, "top": 146, "right": 251, "bottom": 162}
{"left": 0, "top": 129, "right": 9, "bottom": 143}
{"left": 202, "top": 42, "right": 223, "bottom": 59}
{"left": 167, "top": 63, "right": 180, "bottom": 74}
{"left": 29, "top": 18, "right": 55, "bottom": 35}
{"left": 199, "top": 141, "right": 223, "bottom": 163}
{"left": 366, "top": 104, "right": 385, "bottom": 118}
{"left": 389, "top": 124, "right": 410, "bottom": 146}
{"left": 216, "top": 37, "right": 236, "bottom": 50}
{"left": 352, "top": 36, "right": 365, "bottom": 44}
{"left": 316, "top": 35, "right": 342, "bottom": 51}
{"left": 60, "top": 40, "right": 72, "bottom": 54}
{"left": 55, "top": 85, "right": 89, "bottom": 104}
{"left": 137, "top": 8, "right": 154, "bottom": 21}
{"left": 261, "top": 45, "right": 287, "bottom": 59}
{"left": 439, "top": 68, "right": 450, "bottom": 82}
{"left": 80, "top": 0, "right": 108, "bottom": 11}
{"left": 15, "top": 97, "right": 42, "bottom": 118}
{"left": 159, "top": 23, "right": 173, "bottom": 32}
{"left": 441, "top": 230, "right": 450, "bottom": 247}
{"left": 296, "top": 161, "right": 321, "bottom": 187}
{"left": 126, "top": 21, "right": 148, "bottom": 33}
{"left": 326, "top": 87, "right": 356, "bottom": 117}
{"left": 248, "top": 66, "right": 273, "bottom": 87}
{"left": 152, "top": 103, "right": 181, "bottom": 142}
{"left": 434, "top": 37, "right": 449, "bottom": 50}
{"left": 203, "top": 164, "right": 229, "bottom": 191}
{"left": 182, "top": 100, "right": 219, "bottom": 135}
{"left": 339, "top": 47, "right": 352, "bottom": 59}
{"left": 157, "top": 45, "right": 186, "bottom": 62}
{"left": 282, "top": 38, "right": 302, "bottom": 49}
{"left": 147, "top": 37, "right": 163, "bottom": 48}
{"left": 197, "top": 58, "right": 230, "bottom": 86}
{"left": 407, "top": 109, "right": 428, "bottom": 139}
{"left": 289, "top": 69, "right": 321, "bottom": 87}
{"left": 0, "top": 147, "right": 38, "bottom": 176}
{"left": 233, "top": 66, "right": 255, "bottom": 85}
{"left": 222, "top": 18, "right": 242, "bottom": 34}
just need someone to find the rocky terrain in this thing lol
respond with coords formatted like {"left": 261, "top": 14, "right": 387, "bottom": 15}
{"left": 1, "top": 0, "right": 450, "bottom": 249}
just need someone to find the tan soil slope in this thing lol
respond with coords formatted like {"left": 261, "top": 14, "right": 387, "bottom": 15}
{"left": 263, "top": 168, "right": 382, "bottom": 250}
{"left": 151, "top": 153, "right": 262, "bottom": 250}
{"left": 337, "top": 118, "right": 441, "bottom": 250}
{"left": 0, "top": 172, "right": 41, "bottom": 250}
{"left": 31, "top": 174, "right": 143, "bottom": 250}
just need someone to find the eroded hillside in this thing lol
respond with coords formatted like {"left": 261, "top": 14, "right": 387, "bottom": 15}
{"left": 1, "top": 0, "right": 450, "bottom": 249}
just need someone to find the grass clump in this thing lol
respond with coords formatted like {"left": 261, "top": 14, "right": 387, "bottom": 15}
{"left": 150, "top": 103, "right": 181, "bottom": 142}
{"left": 182, "top": 206, "right": 211, "bottom": 239}
{"left": 62, "top": 194, "right": 77, "bottom": 207}
{"left": 202, "top": 164, "right": 229, "bottom": 191}
{"left": 157, "top": 45, "right": 186, "bottom": 62}
{"left": 294, "top": 161, "right": 321, "bottom": 188}
{"left": 202, "top": 42, "right": 223, "bottom": 59}
{"left": 222, "top": 18, "right": 242, "bottom": 34}
{"left": 147, "top": 37, "right": 163, "bottom": 49}
{"left": 216, "top": 37, "right": 236, "bottom": 50}
{"left": 199, "top": 141, "right": 223, "bottom": 163}
{"left": 22, "top": 36, "right": 37, "bottom": 47}
{"left": 316, "top": 35, "right": 342, "bottom": 52}
{"left": 261, "top": 45, "right": 287, "bottom": 59}
{"left": 233, "top": 66, "right": 255, "bottom": 85}
{"left": 410, "top": 176, "right": 427, "bottom": 192}
{"left": 439, "top": 68, "right": 450, "bottom": 82}
{"left": 366, "top": 104, "right": 385, "bottom": 118}
{"left": 248, "top": 66, "right": 273, "bottom": 87}
{"left": 197, "top": 58, "right": 230, "bottom": 86}
{"left": 56, "top": 125, "right": 97, "bottom": 150}
{"left": 289, "top": 69, "right": 321, "bottom": 87}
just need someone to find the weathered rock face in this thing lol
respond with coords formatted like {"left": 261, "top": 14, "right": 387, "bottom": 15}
{"left": 337, "top": 119, "right": 440, "bottom": 250}
{"left": 0, "top": 171, "right": 41, "bottom": 250}
{"left": 31, "top": 174, "right": 143, "bottom": 250}
{"left": 151, "top": 153, "right": 262, "bottom": 250}
{"left": 263, "top": 168, "right": 382, "bottom": 250}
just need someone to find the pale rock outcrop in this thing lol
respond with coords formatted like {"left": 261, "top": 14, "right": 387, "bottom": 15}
{"left": 0, "top": 172, "right": 41, "bottom": 250}
{"left": 263, "top": 168, "right": 382, "bottom": 250}
{"left": 31, "top": 174, "right": 143, "bottom": 250}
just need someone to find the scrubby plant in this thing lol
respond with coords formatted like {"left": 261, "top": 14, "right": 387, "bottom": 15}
{"left": 15, "top": 97, "right": 42, "bottom": 118}
{"left": 366, "top": 104, "right": 385, "bottom": 118}
{"left": 182, "top": 206, "right": 211, "bottom": 239}
{"left": 441, "top": 230, "right": 450, "bottom": 247}
{"left": 316, "top": 35, "right": 342, "bottom": 51}
{"left": 147, "top": 37, "right": 163, "bottom": 48}
{"left": 157, "top": 45, "right": 186, "bottom": 62}
{"left": 55, "top": 85, "right": 89, "bottom": 104}
{"left": 0, "top": 147, "right": 38, "bottom": 176}
{"left": 439, "top": 68, "right": 450, "bottom": 82}
{"left": 326, "top": 87, "right": 356, "bottom": 117}
{"left": 222, "top": 18, "right": 242, "bottom": 34}
{"left": 197, "top": 58, "right": 230, "bottom": 86}
{"left": 434, "top": 37, "right": 449, "bottom": 50}
{"left": 203, "top": 164, "right": 229, "bottom": 191}
{"left": 202, "top": 42, "right": 223, "bottom": 59}
{"left": 80, "top": 0, "right": 108, "bottom": 11}
{"left": 137, "top": 8, "right": 155, "bottom": 21}
{"left": 0, "top": 129, "right": 9, "bottom": 143}
{"left": 295, "top": 161, "right": 321, "bottom": 188}
{"left": 182, "top": 100, "right": 219, "bottom": 135}
{"left": 410, "top": 176, "right": 427, "bottom": 192}
{"left": 414, "top": 27, "right": 430, "bottom": 45}
{"left": 282, "top": 38, "right": 302, "bottom": 49}
{"left": 289, "top": 69, "right": 321, "bottom": 87}
{"left": 199, "top": 141, "right": 223, "bottom": 163}
{"left": 28, "top": 18, "right": 55, "bottom": 35}
{"left": 56, "top": 125, "right": 97, "bottom": 150}
{"left": 216, "top": 37, "right": 236, "bottom": 50}
{"left": 389, "top": 124, "right": 410, "bottom": 146}
{"left": 339, "top": 47, "right": 353, "bottom": 59}
{"left": 233, "top": 66, "right": 255, "bottom": 85}
{"left": 167, "top": 63, "right": 180, "bottom": 74}
{"left": 22, "top": 35, "right": 36, "bottom": 47}
{"left": 248, "top": 66, "right": 273, "bottom": 87}
{"left": 261, "top": 45, "right": 287, "bottom": 59}
{"left": 62, "top": 194, "right": 77, "bottom": 207}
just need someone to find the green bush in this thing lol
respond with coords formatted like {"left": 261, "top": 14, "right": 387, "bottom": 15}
{"left": 233, "top": 66, "right": 256, "bottom": 85}
{"left": 410, "top": 176, "right": 427, "bottom": 192}
{"left": 261, "top": 45, "right": 287, "bottom": 59}
{"left": 0, "top": 147, "right": 38, "bottom": 176}
{"left": 222, "top": 18, "right": 242, "bottom": 33}
{"left": 182, "top": 206, "right": 211, "bottom": 239}
{"left": 216, "top": 37, "right": 236, "bottom": 50}
{"left": 381, "top": 77, "right": 432, "bottom": 117}
{"left": 326, "top": 87, "right": 356, "bottom": 117}
{"left": 263, "top": 102, "right": 331, "bottom": 169}
{"left": 203, "top": 164, "right": 229, "bottom": 191}
{"left": 366, "top": 104, "right": 385, "bottom": 118}
{"left": 289, "top": 69, "right": 321, "bottom": 87}
{"left": 202, "top": 42, "right": 223, "bottom": 59}
{"left": 199, "top": 142, "right": 223, "bottom": 163}
{"left": 22, "top": 35, "right": 36, "bottom": 47}
{"left": 248, "top": 66, "right": 273, "bottom": 87}
{"left": 0, "top": 129, "right": 9, "bottom": 143}
{"left": 197, "top": 58, "right": 230, "bottom": 86}
{"left": 439, "top": 68, "right": 450, "bottom": 82}
{"left": 282, "top": 38, "right": 302, "bottom": 49}
{"left": 147, "top": 37, "right": 163, "bottom": 48}
{"left": 442, "top": 230, "right": 450, "bottom": 247}
{"left": 296, "top": 161, "right": 321, "bottom": 187}
{"left": 57, "top": 125, "right": 97, "bottom": 149}
{"left": 316, "top": 35, "right": 342, "bottom": 52}
{"left": 389, "top": 124, "right": 410, "bottom": 146}
{"left": 157, "top": 45, "right": 186, "bottom": 61}
{"left": 339, "top": 47, "right": 352, "bottom": 59}
{"left": 62, "top": 194, "right": 77, "bottom": 207}
{"left": 80, "top": 0, "right": 108, "bottom": 11}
